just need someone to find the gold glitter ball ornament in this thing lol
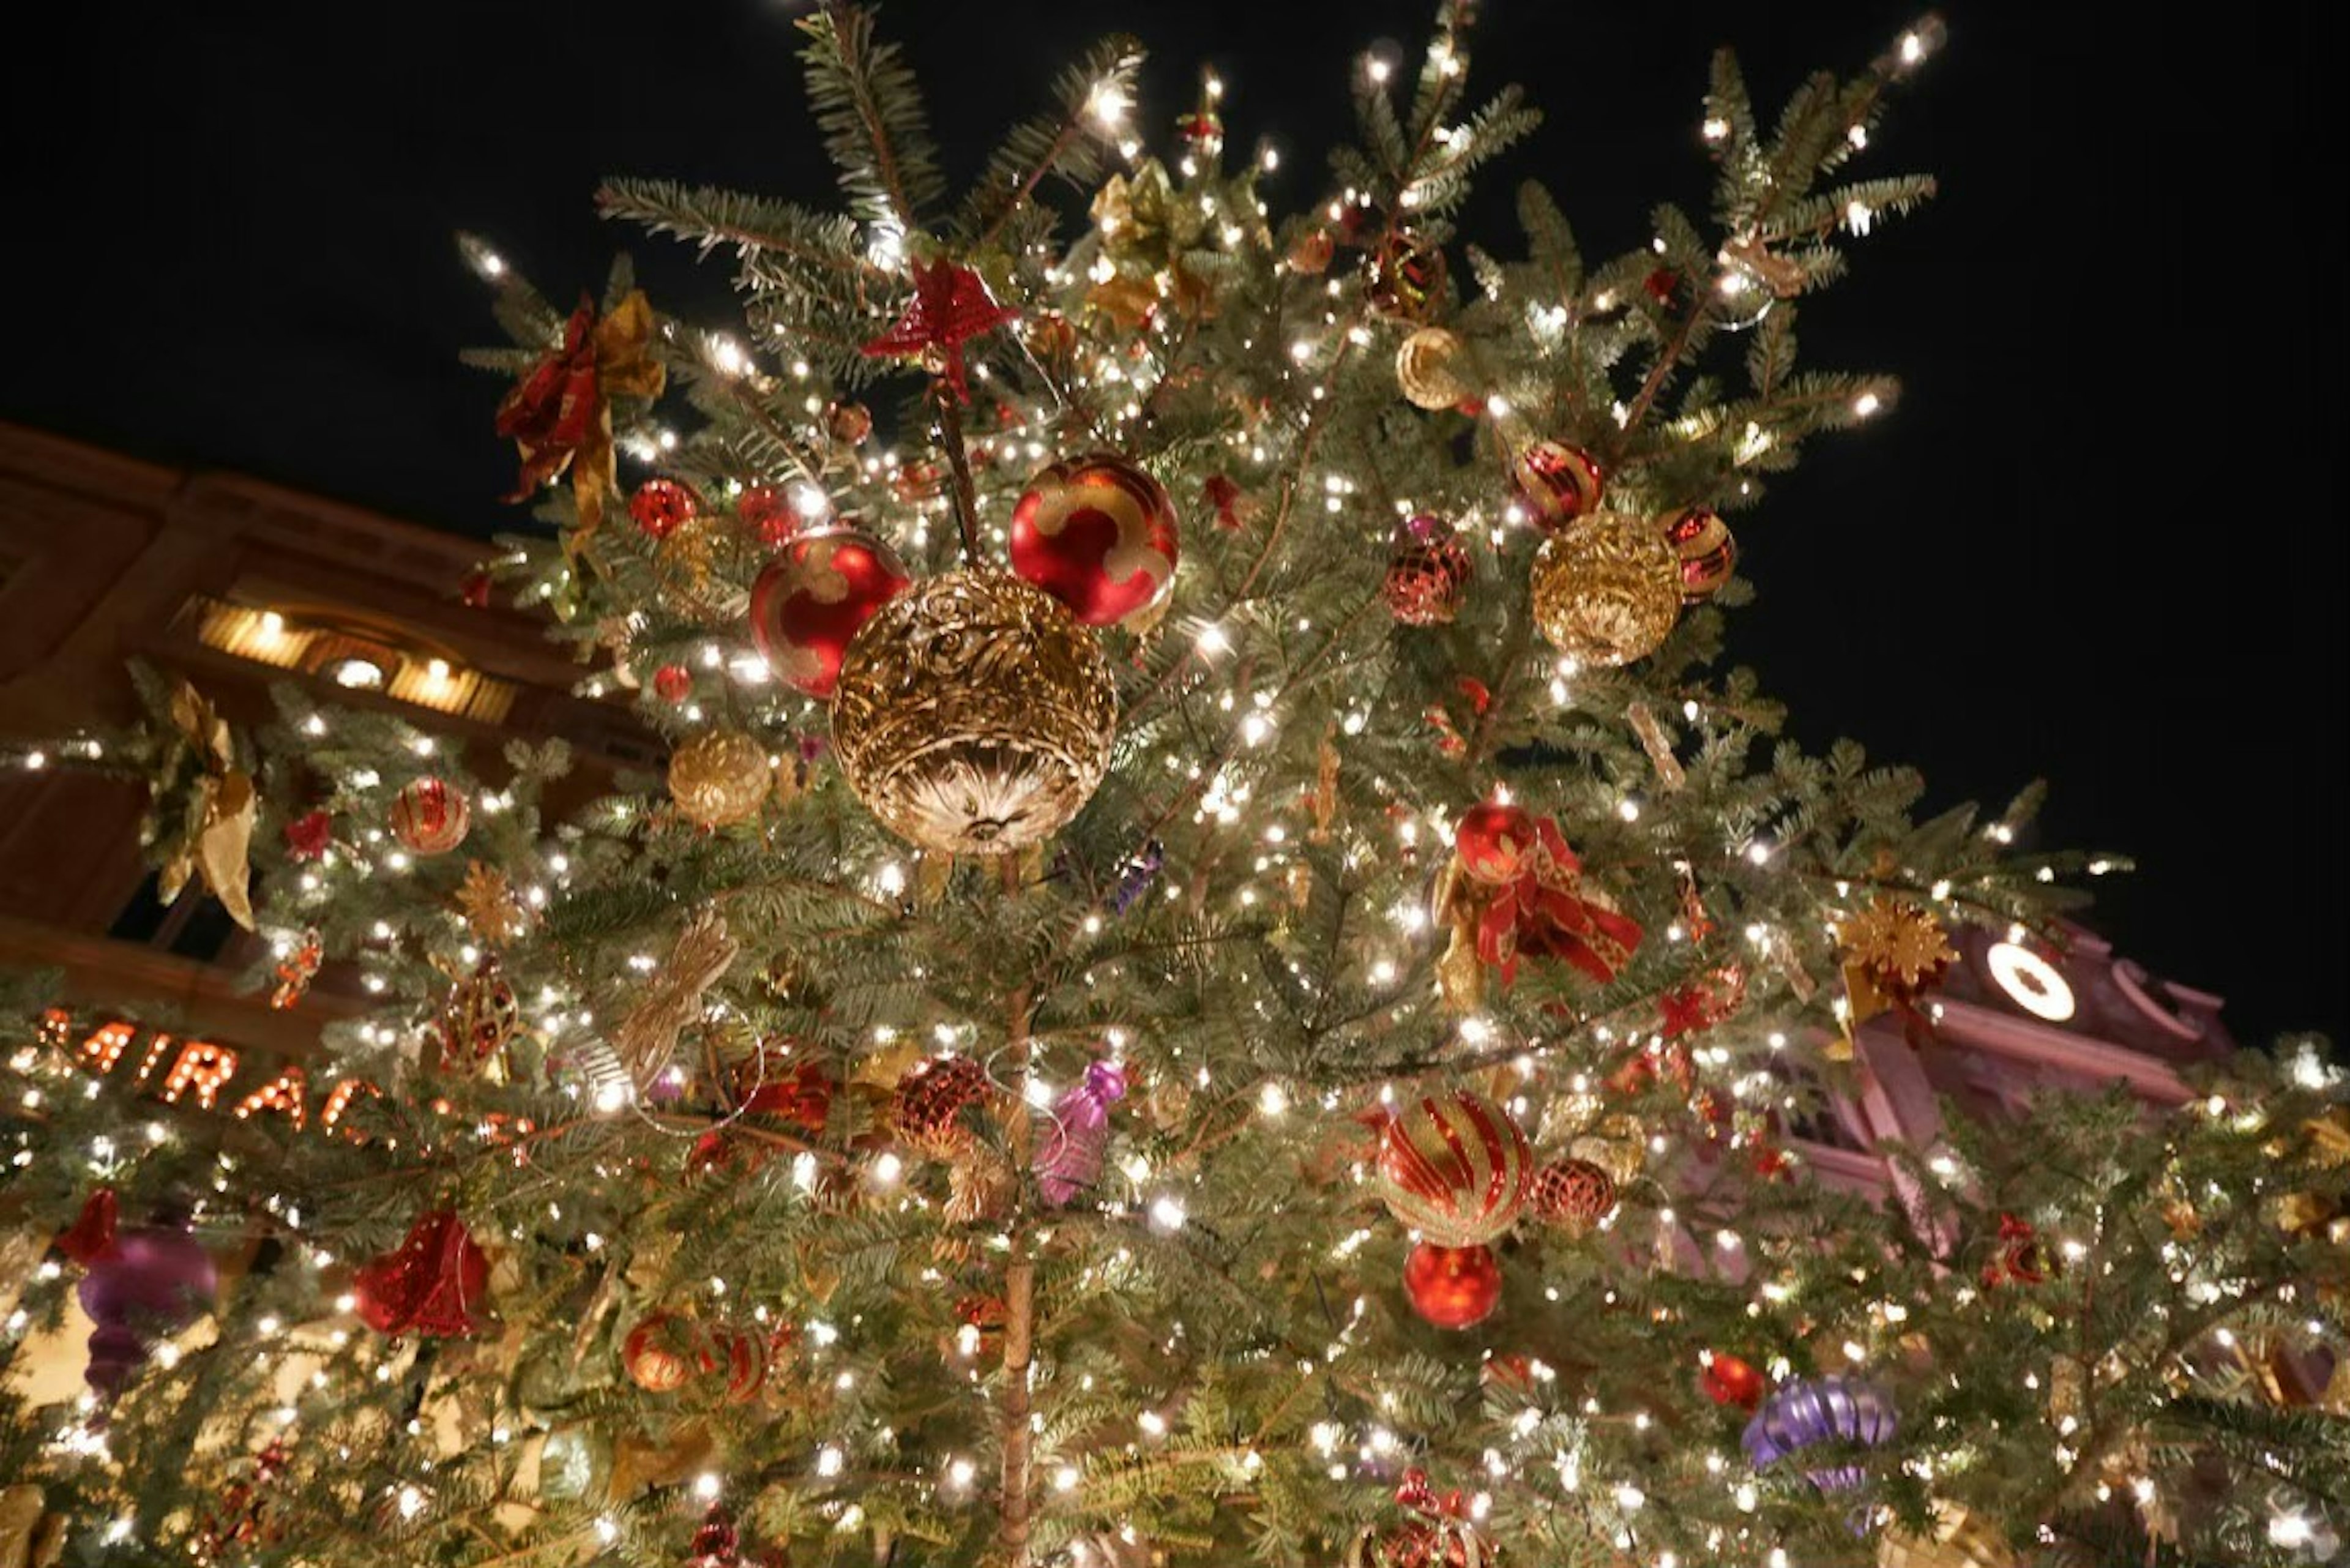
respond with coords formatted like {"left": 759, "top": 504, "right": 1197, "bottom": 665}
{"left": 1529, "top": 513, "right": 1682, "bottom": 666}
{"left": 830, "top": 571, "right": 1117, "bottom": 855}
{"left": 1395, "top": 326, "right": 1469, "bottom": 410}
{"left": 668, "top": 730, "right": 772, "bottom": 829}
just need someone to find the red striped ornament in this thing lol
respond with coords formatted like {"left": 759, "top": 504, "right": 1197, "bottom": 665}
{"left": 1375, "top": 1092, "right": 1531, "bottom": 1247}
{"left": 389, "top": 777, "right": 469, "bottom": 857}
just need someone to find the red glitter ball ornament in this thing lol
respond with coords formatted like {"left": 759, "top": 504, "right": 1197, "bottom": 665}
{"left": 283, "top": 809, "right": 334, "bottom": 862}
{"left": 739, "top": 483, "right": 797, "bottom": 547}
{"left": 653, "top": 663, "right": 692, "bottom": 704}
{"left": 1701, "top": 1350, "right": 1767, "bottom": 1411}
{"left": 354, "top": 1211, "right": 490, "bottom": 1338}
{"left": 747, "top": 526, "right": 912, "bottom": 698}
{"left": 891, "top": 1055, "right": 993, "bottom": 1155}
{"left": 1401, "top": 1241, "right": 1502, "bottom": 1330}
{"left": 1511, "top": 441, "right": 1605, "bottom": 532}
{"left": 389, "top": 778, "right": 469, "bottom": 857}
{"left": 1009, "top": 452, "right": 1181, "bottom": 629}
{"left": 826, "top": 400, "right": 873, "bottom": 446}
{"left": 628, "top": 477, "right": 699, "bottom": 540}
{"left": 1528, "top": 1157, "right": 1617, "bottom": 1236}
{"left": 1383, "top": 514, "right": 1472, "bottom": 626}
{"left": 1453, "top": 801, "right": 1539, "bottom": 885}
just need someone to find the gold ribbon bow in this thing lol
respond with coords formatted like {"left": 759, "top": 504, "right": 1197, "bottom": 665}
{"left": 151, "top": 679, "right": 255, "bottom": 931}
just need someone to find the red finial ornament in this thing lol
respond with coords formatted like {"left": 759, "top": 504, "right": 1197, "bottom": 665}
{"left": 860, "top": 259, "right": 1016, "bottom": 403}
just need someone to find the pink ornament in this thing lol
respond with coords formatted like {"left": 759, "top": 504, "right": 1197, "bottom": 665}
{"left": 1035, "top": 1059, "right": 1127, "bottom": 1206}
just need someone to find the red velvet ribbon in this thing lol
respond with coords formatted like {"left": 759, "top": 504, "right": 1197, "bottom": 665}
{"left": 495, "top": 298, "right": 603, "bottom": 499}
{"left": 1469, "top": 816, "right": 1643, "bottom": 987}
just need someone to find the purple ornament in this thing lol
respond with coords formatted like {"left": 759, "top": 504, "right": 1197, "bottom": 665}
{"left": 1740, "top": 1376, "right": 1898, "bottom": 1493}
{"left": 77, "top": 1225, "right": 217, "bottom": 1401}
{"left": 1111, "top": 841, "right": 1164, "bottom": 916}
{"left": 1034, "top": 1059, "right": 1128, "bottom": 1206}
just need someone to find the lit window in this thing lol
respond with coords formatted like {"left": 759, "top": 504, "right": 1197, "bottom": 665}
{"left": 327, "top": 657, "right": 386, "bottom": 690}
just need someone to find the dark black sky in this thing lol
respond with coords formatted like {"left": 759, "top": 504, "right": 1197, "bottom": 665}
{"left": 5, "top": 4, "right": 2342, "bottom": 1047}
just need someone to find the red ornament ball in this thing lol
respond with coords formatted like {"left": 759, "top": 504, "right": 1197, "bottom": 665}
{"left": 389, "top": 778, "right": 469, "bottom": 857}
{"left": 622, "top": 1311, "right": 703, "bottom": 1393}
{"left": 826, "top": 400, "right": 874, "bottom": 446}
{"left": 628, "top": 477, "right": 699, "bottom": 540}
{"left": 1452, "top": 801, "right": 1538, "bottom": 885}
{"left": 1009, "top": 452, "right": 1181, "bottom": 629}
{"left": 1511, "top": 441, "right": 1605, "bottom": 532}
{"left": 1384, "top": 514, "right": 1472, "bottom": 626}
{"left": 1402, "top": 1241, "right": 1502, "bottom": 1330}
{"left": 1528, "top": 1157, "right": 1618, "bottom": 1236}
{"left": 1376, "top": 1092, "right": 1531, "bottom": 1247}
{"left": 1662, "top": 507, "right": 1737, "bottom": 602}
{"left": 652, "top": 663, "right": 692, "bottom": 704}
{"left": 747, "top": 526, "right": 912, "bottom": 698}
{"left": 892, "top": 1055, "right": 993, "bottom": 1155}
{"left": 1701, "top": 1350, "right": 1767, "bottom": 1411}
{"left": 739, "top": 483, "right": 797, "bottom": 547}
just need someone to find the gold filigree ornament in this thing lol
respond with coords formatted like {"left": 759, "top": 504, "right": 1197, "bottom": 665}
{"left": 830, "top": 572, "right": 1117, "bottom": 856}
{"left": 1395, "top": 326, "right": 1471, "bottom": 410}
{"left": 1529, "top": 513, "right": 1682, "bottom": 667}
{"left": 455, "top": 861, "right": 532, "bottom": 947}
{"left": 668, "top": 729, "right": 771, "bottom": 829}
{"left": 610, "top": 904, "right": 739, "bottom": 1094}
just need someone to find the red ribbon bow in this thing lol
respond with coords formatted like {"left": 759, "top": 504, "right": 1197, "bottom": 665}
{"left": 861, "top": 259, "right": 1015, "bottom": 403}
{"left": 1470, "top": 816, "right": 1643, "bottom": 987}
{"left": 1394, "top": 1468, "right": 1469, "bottom": 1521}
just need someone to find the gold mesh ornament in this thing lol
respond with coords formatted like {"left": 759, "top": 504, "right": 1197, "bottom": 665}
{"left": 1877, "top": 1503, "right": 2019, "bottom": 1568}
{"left": 668, "top": 730, "right": 770, "bottom": 828}
{"left": 830, "top": 572, "right": 1117, "bottom": 855}
{"left": 1530, "top": 513, "right": 1681, "bottom": 666}
{"left": 1395, "top": 326, "right": 1469, "bottom": 409}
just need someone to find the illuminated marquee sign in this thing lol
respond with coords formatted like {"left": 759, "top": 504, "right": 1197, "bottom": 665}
{"left": 42, "top": 1011, "right": 376, "bottom": 1137}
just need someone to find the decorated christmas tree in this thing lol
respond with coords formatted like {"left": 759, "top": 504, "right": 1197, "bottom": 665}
{"left": 2, "top": 7, "right": 2343, "bottom": 1567}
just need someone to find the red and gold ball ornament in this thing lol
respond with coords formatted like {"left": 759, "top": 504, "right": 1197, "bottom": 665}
{"left": 436, "top": 960, "right": 520, "bottom": 1077}
{"left": 1452, "top": 801, "right": 1539, "bottom": 885}
{"left": 1527, "top": 1157, "right": 1617, "bottom": 1237}
{"left": 627, "top": 477, "right": 699, "bottom": 541}
{"left": 747, "top": 526, "right": 912, "bottom": 698}
{"left": 1369, "top": 231, "right": 1446, "bottom": 321}
{"left": 1661, "top": 506, "right": 1737, "bottom": 602}
{"left": 738, "top": 483, "right": 796, "bottom": 547}
{"left": 1375, "top": 1092, "right": 1531, "bottom": 1247}
{"left": 1510, "top": 441, "right": 1605, "bottom": 532}
{"left": 892, "top": 1054, "right": 993, "bottom": 1156}
{"left": 390, "top": 778, "right": 469, "bottom": 857}
{"left": 1401, "top": 1241, "right": 1502, "bottom": 1331}
{"left": 1701, "top": 1350, "right": 1767, "bottom": 1412}
{"left": 1008, "top": 452, "right": 1180, "bottom": 629}
{"left": 825, "top": 400, "right": 874, "bottom": 446}
{"left": 1384, "top": 513, "right": 1473, "bottom": 626}
{"left": 622, "top": 1312, "right": 702, "bottom": 1394}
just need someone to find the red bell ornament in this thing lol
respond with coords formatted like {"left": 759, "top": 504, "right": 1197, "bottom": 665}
{"left": 1452, "top": 801, "right": 1539, "bottom": 885}
{"left": 1375, "top": 1092, "right": 1531, "bottom": 1247}
{"left": 1510, "top": 441, "right": 1605, "bottom": 532}
{"left": 747, "top": 526, "right": 912, "bottom": 698}
{"left": 1008, "top": 452, "right": 1181, "bottom": 629}
{"left": 389, "top": 778, "right": 469, "bottom": 857}
{"left": 1402, "top": 1241, "right": 1502, "bottom": 1330}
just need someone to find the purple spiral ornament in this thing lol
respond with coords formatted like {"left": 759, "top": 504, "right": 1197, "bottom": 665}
{"left": 77, "top": 1225, "right": 217, "bottom": 1402}
{"left": 1035, "top": 1060, "right": 1128, "bottom": 1206}
{"left": 1740, "top": 1376, "right": 1898, "bottom": 1494}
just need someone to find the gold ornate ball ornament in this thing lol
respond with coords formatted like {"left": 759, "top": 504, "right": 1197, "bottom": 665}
{"left": 667, "top": 730, "right": 772, "bottom": 829}
{"left": 830, "top": 572, "right": 1117, "bottom": 855}
{"left": 1395, "top": 326, "right": 1471, "bottom": 410}
{"left": 1876, "top": 1503, "right": 2020, "bottom": 1568}
{"left": 1529, "top": 513, "right": 1682, "bottom": 666}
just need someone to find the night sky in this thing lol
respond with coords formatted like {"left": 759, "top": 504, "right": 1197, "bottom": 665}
{"left": 5, "top": 4, "right": 2342, "bottom": 1047}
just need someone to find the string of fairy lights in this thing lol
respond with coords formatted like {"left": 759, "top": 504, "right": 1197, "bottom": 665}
{"left": 1, "top": 12, "right": 2338, "bottom": 1566}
